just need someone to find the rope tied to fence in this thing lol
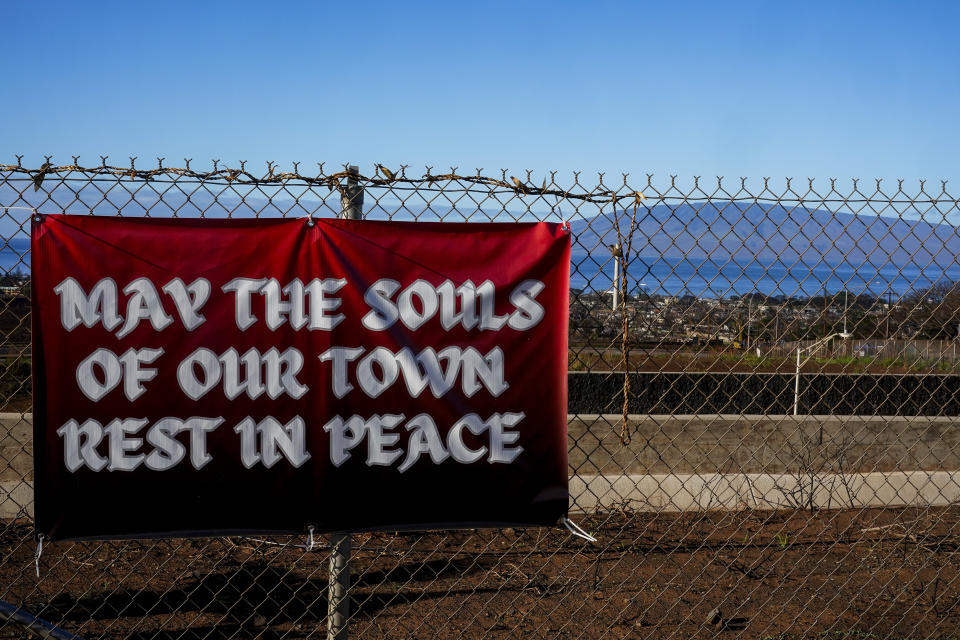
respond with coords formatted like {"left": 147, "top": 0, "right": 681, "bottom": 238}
{"left": 611, "top": 195, "right": 643, "bottom": 445}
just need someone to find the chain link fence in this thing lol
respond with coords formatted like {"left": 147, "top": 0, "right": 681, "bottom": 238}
{"left": 1, "top": 159, "right": 959, "bottom": 638}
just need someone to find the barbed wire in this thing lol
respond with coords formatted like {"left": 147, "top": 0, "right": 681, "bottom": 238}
{"left": 2, "top": 157, "right": 958, "bottom": 206}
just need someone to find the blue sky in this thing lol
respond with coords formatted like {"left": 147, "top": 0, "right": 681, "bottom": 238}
{"left": 4, "top": 0, "right": 959, "bottom": 186}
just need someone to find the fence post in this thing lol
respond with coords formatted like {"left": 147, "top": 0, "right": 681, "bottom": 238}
{"left": 327, "top": 164, "right": 363, "bottom": 640}
{"left": 327, "top": 533, "right": 351, "bottom": 640}
{"left": 340, "top": 164, "right": 364, "bottom": 220}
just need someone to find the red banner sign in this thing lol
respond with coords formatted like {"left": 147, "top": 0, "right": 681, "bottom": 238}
{"left": 31, "top": 215, "right": 570, "bottom": 540}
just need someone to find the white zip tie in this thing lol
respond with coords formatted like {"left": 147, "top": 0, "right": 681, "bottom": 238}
{"left": 306, "top": 525, "right": 315, "bottom": 551}
{"left": 554, "top": 194, "right": 569, "bottom": 232}
{"left": 305, "top": 213, "right": 315, "bottom": 227}
{"left": 1, "top": 206, "right": 43, "bottom": 223}
{"left": 34, "top": 534, "right": 44, "bottom": 578}
{"left": 562, "top": 516, "right": 597, "bottom": 543}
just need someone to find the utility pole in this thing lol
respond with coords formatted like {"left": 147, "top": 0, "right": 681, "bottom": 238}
{"left": 327, "top": 164, "right": 363, "bottom": 640}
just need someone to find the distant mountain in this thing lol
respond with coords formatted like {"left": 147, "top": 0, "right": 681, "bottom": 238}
{"left": 4, "top": 180, "right": 959, "bottom": 271}
{"left": 0, "top": 182, "right": 323, "bottom": 221}
{"left": 570, "top": 202, "right": 960, "bottom": 269}
{"left": 0, "top": 182, "right": 472, "bottom": 225}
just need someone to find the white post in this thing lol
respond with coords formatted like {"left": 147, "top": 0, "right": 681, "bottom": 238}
{"left": 843, "top": 290, "right": 848, "bottom": 336}
{"left": 794, "top": 347, "right": 801, "bottom": 416}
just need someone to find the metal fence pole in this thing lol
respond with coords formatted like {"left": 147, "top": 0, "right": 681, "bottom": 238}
{"left": 327, "top": 164, "right": 363, "bottom": 640}
{"left": 340, "top": 164, "right": 364, "bottom": 221}
{"left": 327, "top": 533, "right": 351, "bottom": 640}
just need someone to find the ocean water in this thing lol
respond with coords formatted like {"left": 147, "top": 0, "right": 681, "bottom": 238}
{"left": 6, "top": 241, "right": 954, "bottom": 299}
{"left": 0, "top": 241, "right": 29, "bottom": 276}
{"left": 572, "top": 257, "right": 960, "bottom": 298}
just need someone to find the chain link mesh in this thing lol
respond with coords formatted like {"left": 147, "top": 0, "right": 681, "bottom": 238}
{"left": 1, "top": 159, "right": 958, "bottom": 638}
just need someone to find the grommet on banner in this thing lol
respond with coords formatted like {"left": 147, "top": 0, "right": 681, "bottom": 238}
{"left": 560, "top": 219, "right": 570, "bottom": 232}
{"left": 307, "top": 525, "right": 315, "bottom": 551}
{"left": 305, "top": 214, "right": 315, "bottom": 228}
{"left": 561, "top": 516, "right": 597, "bottom": 543}
{"left": 34, "top": 534, "right": 45, "bottom": 578}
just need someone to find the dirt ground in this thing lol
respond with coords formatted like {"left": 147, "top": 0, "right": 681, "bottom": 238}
{"left": 1, "top": 506, "right": 959, "bottom": 639}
